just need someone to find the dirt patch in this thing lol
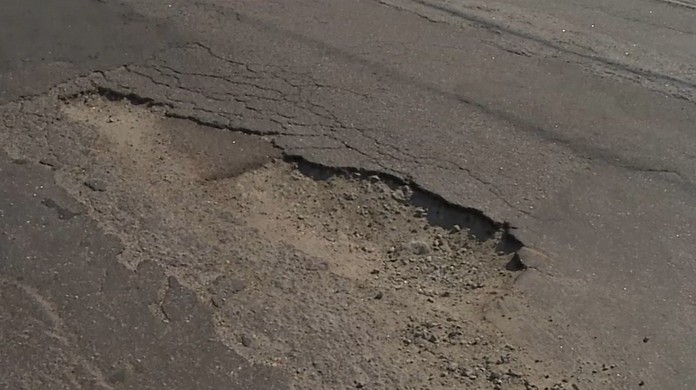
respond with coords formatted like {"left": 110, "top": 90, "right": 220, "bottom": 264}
{"left": 231, "top": 161, "right": 515, "bottom": 298}
{"left": 37, "top": 94, "right": 583, "bottom": 389}
{"left": 63, "top": 95, "right": 280, "bottom": 182}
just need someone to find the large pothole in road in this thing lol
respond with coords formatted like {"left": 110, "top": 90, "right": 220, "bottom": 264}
{"left": 52, "top": 94, "right": 566, "bottom": 389}
{"left": 62, "top": 93, "right": 519, "bottom": 285}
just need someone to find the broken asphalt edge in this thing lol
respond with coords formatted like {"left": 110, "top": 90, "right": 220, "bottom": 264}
{"left": 55, "top": 85, "right": 531, "bottom": 273}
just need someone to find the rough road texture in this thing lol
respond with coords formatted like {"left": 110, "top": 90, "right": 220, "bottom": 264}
{"left": 2, "top": 94, "right": 564, "bottom": 389}
{"left": 0, "top": 150, "right": 286, "bottom": 389}
{"left": 2, "top": 0, "right": 696, "bottom": 389}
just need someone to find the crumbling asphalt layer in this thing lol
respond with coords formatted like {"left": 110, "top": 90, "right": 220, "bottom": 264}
{"left": 3, "top": 0, "right": 696, "bottom": 388}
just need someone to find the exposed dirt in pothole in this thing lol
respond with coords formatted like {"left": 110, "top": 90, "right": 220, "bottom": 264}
{"left": 0, "top": 92, "right": 589, "bottom": 389}
{"left": 232, "top": 161, "right": 516, "bottom": 301}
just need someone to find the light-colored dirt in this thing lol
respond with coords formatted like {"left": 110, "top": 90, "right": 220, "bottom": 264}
{"left": 2, "top": 93, "right": 595, "bottom": 389}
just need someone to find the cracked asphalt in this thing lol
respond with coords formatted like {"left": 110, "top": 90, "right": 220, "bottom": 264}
{"left": 2, "top": 0, "right": 696, "bottom": 388}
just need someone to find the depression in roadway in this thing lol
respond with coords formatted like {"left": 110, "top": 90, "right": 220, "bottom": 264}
{"left": 2, "top": 0, "right": 696, "bottom": 389}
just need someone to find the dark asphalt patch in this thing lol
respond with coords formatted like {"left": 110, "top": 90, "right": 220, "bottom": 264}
{"left": 0, "top": 152, "right": 289, "bottom": 389}
{"left": 162, "top": 116, "right": 282, "bottom": 182}
{"left": 0, "top": 0, "right": 178, "bottom": 102}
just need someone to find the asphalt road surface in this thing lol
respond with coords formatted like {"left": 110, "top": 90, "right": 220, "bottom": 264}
{"left": 2, "top": 0, "right": 696, "bottom": 389}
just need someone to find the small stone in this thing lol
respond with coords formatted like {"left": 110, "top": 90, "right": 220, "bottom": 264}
{"left": 507, "top": 369, "right": 523, "bottom": 378}
{"left": 209, "top": 276, "right": 246, "bottom": 308}
{"left": 240, "top": 333, "right": 253, "bottom": 348}
{"left": 402, "top": 185, "right": 413, "bottom": 199}
{"left": 414, "top": 207, "right": 427, "bottom": 217}
{"left": 391, "top": 189, "right": 407, "bottom": 202}
{"left": 84, "top": 179, "right": 107, "bottom": 192}
{"left": 408, "top": 240, "right": 431, "bottom": 255}
{"left": 374, "top": 291, "right": 383, "bottom": 300}
{"left": 368, "top": 175, "right": 381, "bottom": 183}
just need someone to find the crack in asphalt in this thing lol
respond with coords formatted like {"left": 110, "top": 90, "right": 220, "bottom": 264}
{"left": 73, "top": 84, "right": 523, "bottom": 264}
{"left": 22, "top": 35, "right": 696, "bottom": 222}
{"left": 147, "top": 69, "right": 530, "bottom": 217}
{"left": 7, "top": 30, "right": 694, "bottom": 257}
{"left": 205, "top": 14, "right": 696, "bottom": 193}
{"left": 105, "top": 46, "right": 539, "bottom": 217}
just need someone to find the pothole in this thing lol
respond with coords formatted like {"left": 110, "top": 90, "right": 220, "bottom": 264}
{"left": 230, "top": 161, "right": 518, "bottom": 295}
{"left": 48, "top": 92, "right": 572, "bottom": 389}
{"left": 61, "top": 93, "right": 521, "bottom": 294}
